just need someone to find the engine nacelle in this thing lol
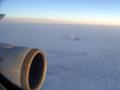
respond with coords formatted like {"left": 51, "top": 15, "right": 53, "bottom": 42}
{"left": 0, "top": 43, "right": 47, "bottom": 90}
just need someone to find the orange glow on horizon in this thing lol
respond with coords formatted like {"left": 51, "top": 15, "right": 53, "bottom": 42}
{"left": 2, "top": 17, "right": 120, "bottom": 26}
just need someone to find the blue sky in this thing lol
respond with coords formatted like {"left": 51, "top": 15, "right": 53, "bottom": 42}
{"left": 1, "top": 0, "right": 120, "bottom": 25}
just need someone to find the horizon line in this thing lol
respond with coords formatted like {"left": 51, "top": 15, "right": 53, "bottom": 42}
{"left": 1, "top": 17, "right": 120, "bottom": 27}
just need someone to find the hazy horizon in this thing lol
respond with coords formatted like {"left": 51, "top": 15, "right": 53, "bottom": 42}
{"left": 1, "top": 0, "right": 120, "bottom": 26}
{"left": 1, "top": 18, "right": 120, "bottom": 27}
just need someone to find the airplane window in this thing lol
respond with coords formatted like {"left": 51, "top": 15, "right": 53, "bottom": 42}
{"left": 0, "top": 0, "right": 120, "bottom": 90}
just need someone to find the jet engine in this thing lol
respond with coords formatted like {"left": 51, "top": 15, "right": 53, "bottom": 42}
{"left": 0, "top": 43, "right": 47, "bottom": 90}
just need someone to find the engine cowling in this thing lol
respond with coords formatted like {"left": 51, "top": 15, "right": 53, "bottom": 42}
{"left": 0, "top": 43, "right": 47, "bottom": 90}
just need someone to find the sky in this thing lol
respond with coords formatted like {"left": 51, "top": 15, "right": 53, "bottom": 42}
{"left": 1, "top": 0, "right": 120, "bottom": 25}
